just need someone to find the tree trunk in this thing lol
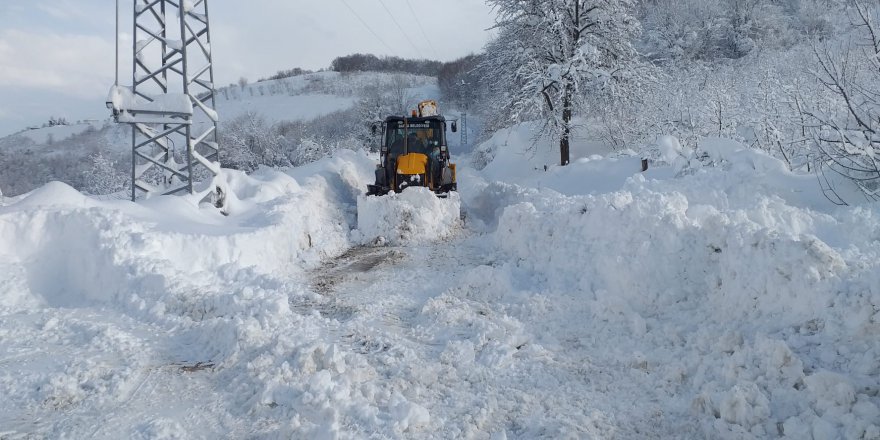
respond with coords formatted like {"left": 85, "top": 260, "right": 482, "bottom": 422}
{"left": 560, "top": 83, "right": 573, "bottom": 166}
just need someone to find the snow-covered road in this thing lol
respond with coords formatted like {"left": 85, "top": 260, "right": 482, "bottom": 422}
{"left": 303, "top": 231, "right": 703, "bottom": 438}
{"left": 1, "top": 144, "right": 879, "bottom": 439}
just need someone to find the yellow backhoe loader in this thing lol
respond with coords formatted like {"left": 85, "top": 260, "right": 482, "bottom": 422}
{"left": 366, "top": 100, "right": 457, "bottom": 197}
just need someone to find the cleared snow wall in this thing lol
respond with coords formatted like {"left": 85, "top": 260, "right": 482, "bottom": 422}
{"left": 491, "top": 179, "right": 880, "bottom": 438}
{"left": 0, "top": 151, "right": 376, "bottom": 318}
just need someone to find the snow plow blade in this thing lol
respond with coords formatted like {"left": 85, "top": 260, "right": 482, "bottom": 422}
{"left": 365, "top": 183, "right": 456, "bottom": 198}
{"left": 366, "top": 184, "right": 391, "bottom": 197}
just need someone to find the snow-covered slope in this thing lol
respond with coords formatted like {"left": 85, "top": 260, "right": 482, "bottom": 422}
{"left": 1, "top": 121, "right": 878, "bottom": 439}
{"left": 15, "top": 121, "right": 107, "bottom": 145}
{"left": 0, "top": 71, "right": 440, "bottom": 198}
{"left": 210, "top": 71, "right": 436, "bottom": 124}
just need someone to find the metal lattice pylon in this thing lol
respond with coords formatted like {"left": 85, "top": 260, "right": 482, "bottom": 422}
{"left": 460, "top": 112, "right": 467, "bottom": 148}
{"left": 111, "top": 0, "right": 220, "bottom": 201}
{"left": 459, "top": 80, "right": 468, "bottom": 149}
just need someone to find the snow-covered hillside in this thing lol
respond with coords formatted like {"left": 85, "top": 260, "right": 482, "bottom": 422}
{"left": 0, "top": 71, "right": 442, "bottom": 197}
{"left": 1, "top": 124, "right": 878, "bottom": 438}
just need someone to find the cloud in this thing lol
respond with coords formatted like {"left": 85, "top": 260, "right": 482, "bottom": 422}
{"left": 34, "top": 0, "right": 114, "bottom": 29}
{"left": 0, "top": 29, "right": 115, "bottom": 98}
{"left": 37, "top": 2, "right": 93, "bottom": 23}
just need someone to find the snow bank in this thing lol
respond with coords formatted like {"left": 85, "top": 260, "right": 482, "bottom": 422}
{"left": 0, "top": 151, "right": 380, "bottom": 437}
{"left": 354, "top": 188, "right": 461, "bottom": 245}
{"left": 485, "top": 142, "right": 880, "bottom": 438}
{"left": 0, "top": 151, "right": 379, "bottom": 315}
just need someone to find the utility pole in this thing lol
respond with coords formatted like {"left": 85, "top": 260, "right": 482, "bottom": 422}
{"left": 108, "top": 0, "right": 222, "bottom": 204}
{"left": 460, "top": 79, "right": 468, "bottom": 149}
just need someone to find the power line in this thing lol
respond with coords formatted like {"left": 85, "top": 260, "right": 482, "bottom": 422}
{"left": 404, "top": 0, "right": 440, "bottom": 59}
{"left": 376, "top": 0, "right": 423, "bottom": 57}
{"left": 339, "top": 0, "right": 396, "bottom": 56}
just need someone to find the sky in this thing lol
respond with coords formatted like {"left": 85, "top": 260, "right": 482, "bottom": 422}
{"left": 0, "top": 0, "right": 496, "bottom": 138}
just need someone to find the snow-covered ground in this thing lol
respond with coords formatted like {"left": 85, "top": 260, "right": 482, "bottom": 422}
{"left": 1, "top": 125, "right": 879, "bottom": 439}
{"left": 15, "top": 121, "right": 107, "bottom": 145}
{"left": 209, "top": 71, "right": 437, "bottom": 125}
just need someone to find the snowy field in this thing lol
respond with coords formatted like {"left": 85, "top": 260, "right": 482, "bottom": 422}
{"left": 1, "top": 130, "right": 879, "bottom": 439}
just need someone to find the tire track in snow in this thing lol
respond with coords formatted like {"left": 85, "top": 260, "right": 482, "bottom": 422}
{"left": 305, "top": 231, "right": 689, "bottom": 438}
{"left": 304, "top": 234, "right": 484, "bottom": 352}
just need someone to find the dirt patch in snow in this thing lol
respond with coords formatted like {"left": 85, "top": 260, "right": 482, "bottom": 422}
{"left": 310, "top": 246, "right": 405, "bottom": 295}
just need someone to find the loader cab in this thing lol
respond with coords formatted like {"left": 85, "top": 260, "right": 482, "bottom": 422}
{"left": 383, "top": 117, "right": 447, "bottom": 158}
{"left": 367, "top": 113, "right": 457, "bottom": 196}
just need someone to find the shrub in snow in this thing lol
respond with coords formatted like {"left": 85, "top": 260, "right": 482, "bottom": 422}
{"left": 220, "top": 112, "right": 288, "bottom": 172}
{"left": 291, "top": 137, "right": 330, "bottom": 166}
{"left": 82, "top": 151, "right": 128, "bottom": 195}
{"left": 641, "top": 135, "right": 687, "bottom": 167}
{"left": 471, "top": 141, "right": 497, "bottom": 171}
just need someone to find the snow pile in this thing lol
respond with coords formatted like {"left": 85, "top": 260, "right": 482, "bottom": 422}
{"left": 485, "top": 141, "right": 880, "bottom": 438}
{"left": 0, "top": 150, "right": 380, "bottom": 438}
{"left": 0, "top": 169, "right": 348, "bottom": 314}
{"left": 354, "top": 188, "right": 461, "bottom": 245}
{"left": 641, "top": 134, "right": 687, "bottom": 166}
{"left": 4, "top": 111, "right": 880, "bottom": 438}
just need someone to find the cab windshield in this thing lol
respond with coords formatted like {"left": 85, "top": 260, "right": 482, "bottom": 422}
{"left": 385, "top": 120, "right": 443, "bottom": 156}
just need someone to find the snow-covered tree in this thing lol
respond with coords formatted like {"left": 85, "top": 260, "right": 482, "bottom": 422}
{"left": 801, "top": 0, "right": 880, "bottom": 202}
{"left": 637, "top": 0, "right": 840, "bottom": 63}
{"left": 389, "top": 75, "right": 414, "bottom": 116}
{"left": 291, "top": 137, "right": 331, "bottom": 166}
{"left": 82, "top": 151, "right": 128, "bottom": 195}
{"left": 475, "top": 28, "right": 531, "bottom": 137}
{"left": 220, "top": 112, "right": 287, "bottom": 172}
{"left": 747, "top": 60, "right": 819, "bottom": 170}
{"left": 486, "top": 0, "right": 645, "bottom": 165}
{"left": 356, "top": 86, "right": 394, "bottom": 151}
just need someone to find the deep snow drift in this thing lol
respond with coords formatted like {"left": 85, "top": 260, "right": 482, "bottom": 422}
{"left": 355, "top": 189, "right": 462, "bottom": 246}
{"left": 1, "top": 130, "right": 878, "bottom": 439}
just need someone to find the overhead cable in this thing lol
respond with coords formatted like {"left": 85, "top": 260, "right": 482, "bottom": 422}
{"left": 339, "top": 0, "right": 397, "bottom": 55}
{"left": 405, "top": 0, "right": 440, "bottom": 59}
{"left": 376, "top": 0, "right": 423, "bottom": 57}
